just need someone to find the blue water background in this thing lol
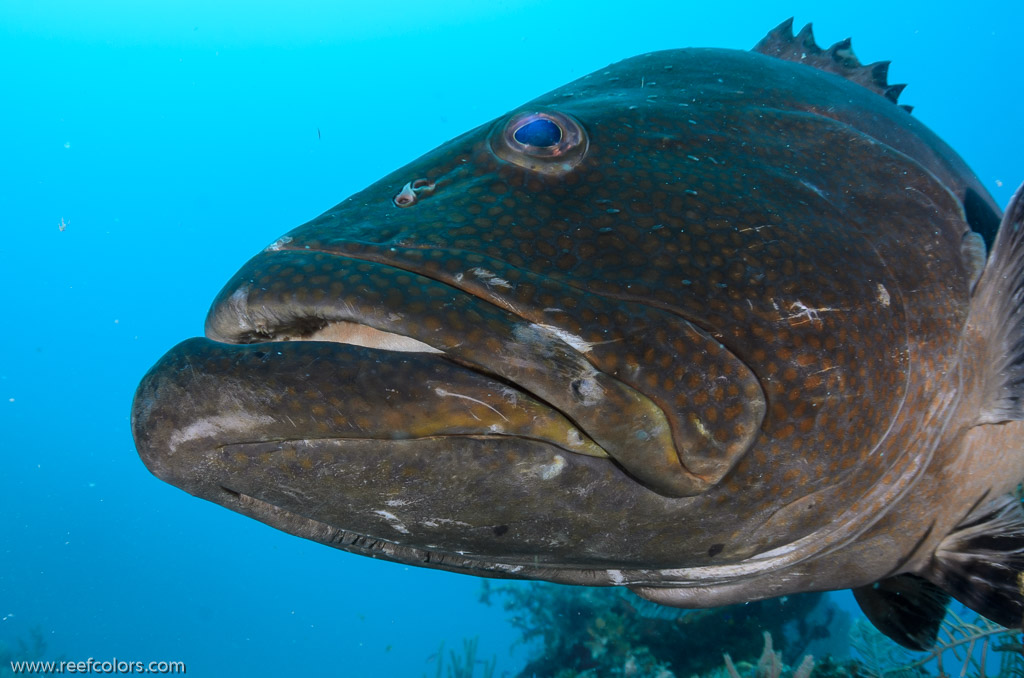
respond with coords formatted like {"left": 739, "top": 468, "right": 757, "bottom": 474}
{"left": 2, "top": 1, "right": 1022, "bottom": 675}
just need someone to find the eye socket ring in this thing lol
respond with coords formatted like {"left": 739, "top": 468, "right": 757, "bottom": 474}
{"left": 490, "top": 110, "right": 589, "bottom": 175}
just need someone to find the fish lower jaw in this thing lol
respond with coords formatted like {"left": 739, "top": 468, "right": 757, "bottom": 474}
{"left": 219, "top": 485, "right": 538, "bottom": 573}
{"left": 220, "top": 485, "right": 814, "bottom": 600}
{"left": 218, "top": 485, "right": 653, "bottom": 585}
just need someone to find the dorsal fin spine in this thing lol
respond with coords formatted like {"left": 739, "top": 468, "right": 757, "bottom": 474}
{"left": 752, "top": 18, "right": 911, "bottom": 110}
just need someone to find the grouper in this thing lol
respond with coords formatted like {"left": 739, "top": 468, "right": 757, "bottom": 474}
{"left": 131, "top": 20, "right": 1024, "bottom": 649}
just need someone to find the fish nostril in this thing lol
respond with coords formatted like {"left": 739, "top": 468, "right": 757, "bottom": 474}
{"left": 394, "top": 182, "right": 417, "bottom": 207}
{"left": 393, "top": 178, "right": 436, "bottom": 208}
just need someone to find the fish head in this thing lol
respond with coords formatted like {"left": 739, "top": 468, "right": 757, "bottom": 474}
{"left": 131, "top": 44, "right": 994, "bottom": 588}
{"left": 133, "top": 52, "right": 792, "bottom": 580}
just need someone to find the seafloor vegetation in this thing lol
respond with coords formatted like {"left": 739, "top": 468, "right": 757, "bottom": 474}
{"left": 425, "top": 582, "right": 1023, "bottom": 678}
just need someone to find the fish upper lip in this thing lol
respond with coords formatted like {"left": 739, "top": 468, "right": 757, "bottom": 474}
{"left": 204, "top": 245, "right": 484, "bottom": 352}
{"left": 208, "top": 285, "right": 445, "bottom": 356}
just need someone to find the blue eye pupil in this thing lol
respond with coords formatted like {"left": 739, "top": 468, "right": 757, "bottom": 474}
{"left": 514, "top": 118, "right": 562, "bottom": 147}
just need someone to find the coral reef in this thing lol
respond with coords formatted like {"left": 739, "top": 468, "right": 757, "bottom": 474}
{"left": 850, "top": 610, "right": 1023, "bottom": 678}
{"left": 724, "top": 632, "right": 815, "bottom": 678}
{"left": 482, "top": 581, "right": 1023, "bottom": 677}
{"left": 482, "top": 582, "right": 841, "bottom": 678}
{"left": 425, "top": 636, "right": 498, "bottom": 678}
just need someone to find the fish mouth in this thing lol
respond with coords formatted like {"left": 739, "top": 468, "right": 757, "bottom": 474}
{"left": 132, "top": 243, "right": 765, "bottom": 575}
{"left": 130, "top": 246, "right": 682, "bottom": 574}
{"left": 198, "top": 244, "right": 734, "bottom": 499}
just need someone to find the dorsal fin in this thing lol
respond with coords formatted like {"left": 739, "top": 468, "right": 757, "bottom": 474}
{"left": 752, "top": 18, "right": 913, "bottom": 113}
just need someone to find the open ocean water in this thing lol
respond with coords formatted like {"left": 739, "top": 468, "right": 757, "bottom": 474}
{"left": 2, "top": 1, "right": 1022, "bottom": 676}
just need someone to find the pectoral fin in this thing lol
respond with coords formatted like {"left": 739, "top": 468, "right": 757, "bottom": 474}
{"left": 921, "top": 494, "right": 1024, "bottom": 631}
{"left": 852, "top": 574, "right": 950, "bottom": 650}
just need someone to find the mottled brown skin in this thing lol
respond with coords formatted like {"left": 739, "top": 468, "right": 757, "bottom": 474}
{"left": 131, "top": 43, "right": 1017, "bottom": 610}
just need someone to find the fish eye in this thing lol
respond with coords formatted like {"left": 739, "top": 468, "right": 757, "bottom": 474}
{"left": 514, "top": 118, "right": 562, "bottom": 147}
{"left": 490, "top": 110, "right": 588, "bottom": 175}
